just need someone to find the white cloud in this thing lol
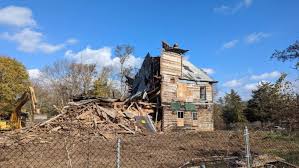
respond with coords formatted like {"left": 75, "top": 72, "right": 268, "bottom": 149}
{"left": 0, "top": 6, "right": 36, "bottom": 27}
{"left": 214, "top": 0, "right": 253, "bottom": 14}
{"left": 65, "top": 46, "right": 143, "bottom": 73}
{"left": 223, "top": 79, "right": 242, "bottom": 88}
{"left": 28, "top": 68, "right": 42, "bottom": 79}
{"left": 220, "top": 70, "right": 281, "bottom": 100}
{"left": 244, "top": 83, "right": 258, "bottom": 91}
{"left": 244, "top": 80, "right": 268, "bottom": 91}
{"left": 66, "top": 38, "right": 78, "bottom": 45}
{"left": 245, "top": 32, "right": 270, "bottom": 44}
{"left": 1, "top": 28, "right": 76, "bottom": 54}
{"left": 250, "top": 71, "right": 280, "bottom": 80}
{"left": 0, "top": 6, "right": 77, "bottom": 54}
{"left": 214, "top": 5, "right": 232, "bottom": 14}
{"left": 222, "top": 40, "right": 239, "bottom": 49}
{"left": 39, "top": 43, "right": 65, "bottom": 53}
{"left": 202, "top": 68, "right": 215, "bottom": 75}
{"left": 244, "top": 0, "right": 253, "bottom": 7}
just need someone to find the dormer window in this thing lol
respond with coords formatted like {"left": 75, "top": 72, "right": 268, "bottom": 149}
{"left": 200, "top": 86, "right": 206, "bottom": 100}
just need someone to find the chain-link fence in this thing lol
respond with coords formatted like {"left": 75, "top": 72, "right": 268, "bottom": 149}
{"left": 1, "top": 128, "right": 298, "bottom": 168}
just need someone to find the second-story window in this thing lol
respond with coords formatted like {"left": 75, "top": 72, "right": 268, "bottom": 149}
{"left": 200, "top": 86, "right": 206, "bottom": 100}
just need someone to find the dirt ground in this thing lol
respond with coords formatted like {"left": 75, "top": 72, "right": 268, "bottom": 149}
{"left": 0, "top": 130, "right": 298, "bottom": 168}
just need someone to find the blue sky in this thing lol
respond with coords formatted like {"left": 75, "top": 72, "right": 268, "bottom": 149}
{"left": 0, "top": 0, "right": 298, "bottom": 99}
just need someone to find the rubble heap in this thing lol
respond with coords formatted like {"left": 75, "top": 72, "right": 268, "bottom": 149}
{"left": 34, "top": 98, "right": 137, "bottom": 138}
{"left": 31, "top": 96, "right": 156, "bottom": 138}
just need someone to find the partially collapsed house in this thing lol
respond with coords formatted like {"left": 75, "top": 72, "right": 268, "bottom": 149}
{"left": 127, "top": 42, "right": 217, "bottom": 131}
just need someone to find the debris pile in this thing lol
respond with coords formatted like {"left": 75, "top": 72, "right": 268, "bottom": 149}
{"left": 29, "top": 96, "right": 157, "bottom": 138}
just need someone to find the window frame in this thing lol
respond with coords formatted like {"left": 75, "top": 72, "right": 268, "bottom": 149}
{"left": 192, "top": 112, "right": 198, "bottom": 120}
{"left": 177, "top": 111, "right": 184, "bottom": 119}
{"left": 200, "top": 86, "right": 207, "bottom": 101}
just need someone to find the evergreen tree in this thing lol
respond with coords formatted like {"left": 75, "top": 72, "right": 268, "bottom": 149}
{"left": 245, "top": 74, "right": 298, "bottom": 131}
{"left": 222, "top": 89, "right": 246, "bottom": 124}
{"left": 245, "top": 82, "right": 278, "bottom": 122}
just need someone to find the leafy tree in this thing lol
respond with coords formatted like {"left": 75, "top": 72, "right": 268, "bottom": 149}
{"left": 0, "top": 56, "right": 30, "bottom": 115}
{"left": 222, "top": 89, "right": 246, "bottom": 124}
{"left": 272, "top": 41, "right": 299, "bottom": 70}
{"left": 93, "top": 66, "right": 114, "bottom": 97}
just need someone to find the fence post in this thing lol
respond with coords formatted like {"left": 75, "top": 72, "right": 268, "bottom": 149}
{"left": 116, "top": 137, "right": 121, "bottom": 168}
{"left": 244, "top": 126, "right": 251, "bottom": 168}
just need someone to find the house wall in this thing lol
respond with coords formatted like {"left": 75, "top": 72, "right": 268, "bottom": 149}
{"left": 177, "top": 80, "right": 213, "bottom": 102}
{"left": 160, "top": 51, "right": 214, "bottom": 131}
{"left": 162, "top": 105, "right": 214, "bottom": 131}
{"left": 160, "top": 51, "right": 181, "bottom": 103}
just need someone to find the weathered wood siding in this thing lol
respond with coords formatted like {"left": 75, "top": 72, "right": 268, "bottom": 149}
{"left": 160, "top": 51, "right": 214, "bottom": 131}
{"left": 160, "top": 52, "right": 181, "bottom": 103}
{"left": 162, "top": 105, "right": 214, "bottom": 131}
{"left": 160, "top": 51, "right": 182, "bottom": 77}
{"left": 177, "top": 81, "right": 213, "bottom": 103}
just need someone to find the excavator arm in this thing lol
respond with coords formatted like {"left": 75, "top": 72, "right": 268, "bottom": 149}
{"left": 10, "top": 92, "right": 30, "bottom": 129}
{"left": 9, "top": 86, "right": 38, "bottom": 129}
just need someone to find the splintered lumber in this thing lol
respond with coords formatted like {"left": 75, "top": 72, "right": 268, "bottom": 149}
{"left": 50, "top": 126, "right": 61, "bottom": 132}
{"left": 76, "top": 111, "right": 92, "bottom": 120}
{"left": 30, "top": 98, "right": 139, "bottom": 136}
{"left": 118, "top": 124, "right": 135, "bottom": 134}
{"left": 39, "top": 112, "right": 66, "bottom": 127}
{"left": 24, "top": 93, "right": 158, "bottom": 137}
{"left": 97, "top": 106, "right": 117, "bottom": 119}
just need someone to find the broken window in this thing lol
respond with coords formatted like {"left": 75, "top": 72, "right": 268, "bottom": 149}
{"left": 200, "top": 86, "right": 206, "bottom": 100}
{"left": 177, "top": 111, "right": 184, "bottom": 118}
{"left": 192, "top": 112, "right": 198, "bottom": 120}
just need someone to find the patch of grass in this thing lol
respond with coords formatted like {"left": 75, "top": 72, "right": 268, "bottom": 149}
{"left": 266, "top": 149, "right": 299, "bottom": 166}
{"left": 264, "top": 132, "right": 299, "bottom": 142}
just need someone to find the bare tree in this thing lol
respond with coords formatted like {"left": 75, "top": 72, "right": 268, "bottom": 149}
{"left": 68, "top": 63, "right": 96, "bottom": 95}
{"left": 272, "top": 40, "right": 299, "bottom": 70}
{"left": 42, "top": 59, "right": 72, "bottom": 108}
{"left": 114, "top": 44, "right": 134, "bottom": 97}
{"left": 41, "top": 59, "right": 97, "bottom": 108}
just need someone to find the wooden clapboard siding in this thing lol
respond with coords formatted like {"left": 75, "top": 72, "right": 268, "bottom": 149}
{"left": 160, "top": 51, "right": 181, "bottom": 104}
{"left": 159, "top": 51, "right": 215, "bottom": 131}
{"left": 160, "top": 51, "right": 182, "bottom": 77}
{"left": 162, "top": 105, "right": 214, "bottom": 131}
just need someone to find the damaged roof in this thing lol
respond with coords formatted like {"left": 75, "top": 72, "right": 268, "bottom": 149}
{"left": 181, "top": 59, "right": 217, "bottom": 83}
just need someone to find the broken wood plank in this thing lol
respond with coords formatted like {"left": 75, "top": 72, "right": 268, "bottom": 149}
{"left": 50, "top": 126, "right": 61, "bottom": 132}
{"left": 39, "top": 112, "right": 66, "bottom": 126}
{"left": 118, "top": 124, "right": 135, "bottom": 134}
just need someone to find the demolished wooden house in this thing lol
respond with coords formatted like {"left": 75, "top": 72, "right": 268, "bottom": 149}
{"left": 127, "top": 42, "right": 217, "bottom": 131}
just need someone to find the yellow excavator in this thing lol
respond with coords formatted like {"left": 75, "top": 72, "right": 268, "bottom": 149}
{"left": 0, "top": 86, "right": 39, "bottom": 130}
